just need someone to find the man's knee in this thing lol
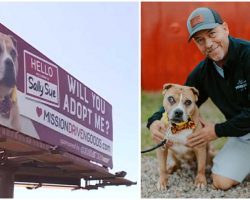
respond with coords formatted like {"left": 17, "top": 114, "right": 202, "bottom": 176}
{"left": 212, "top": 173, "right": 239, "bottom": 190}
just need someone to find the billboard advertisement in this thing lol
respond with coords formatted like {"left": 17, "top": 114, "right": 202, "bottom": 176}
{"left": 0, "top": 23, "right": 113, "bottom": 168}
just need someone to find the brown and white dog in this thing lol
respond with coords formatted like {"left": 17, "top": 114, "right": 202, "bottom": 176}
{"left": 0, "top": 32, "right": 20, "bottom": 131}
{"left": 157, "top": 83, "right": 207, "bottom": 190}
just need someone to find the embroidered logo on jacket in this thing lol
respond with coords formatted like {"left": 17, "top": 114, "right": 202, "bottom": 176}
{"left": 235, "top": 80, "right": 247, "bottom": 92}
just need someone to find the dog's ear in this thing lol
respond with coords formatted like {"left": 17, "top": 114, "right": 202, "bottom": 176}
{"left": 190, "top": 87, "right": 199, "bottom": 102}
{"left": 162, "top": 83, "right": 173, "bottom": 95}
{"left": 9, "top": 35, "right": 17, "bottom": 48}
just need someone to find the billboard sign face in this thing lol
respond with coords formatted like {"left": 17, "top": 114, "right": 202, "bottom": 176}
{"left": 0, "top": 23, "right": 113, "bottom": 168}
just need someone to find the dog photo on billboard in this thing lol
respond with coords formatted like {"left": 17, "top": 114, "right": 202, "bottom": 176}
{"left": 0, "top": 32, "right": 21, "bottom": 131}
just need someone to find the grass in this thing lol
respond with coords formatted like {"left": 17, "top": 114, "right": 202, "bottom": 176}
{"left": 141, "top": 91, "right": 227, "bottom": 156}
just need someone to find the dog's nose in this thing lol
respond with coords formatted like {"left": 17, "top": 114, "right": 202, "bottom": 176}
{"left": 5, "top": 59, "right": 14, "bottom": 70}
{"left": 174, "top": 109, "right": 183, "bottom": 118}
{"left": 3, "top": 58, "right": 16, "bottom": 87}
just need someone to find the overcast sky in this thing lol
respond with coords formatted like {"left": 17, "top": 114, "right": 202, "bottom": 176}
{"left": 0, "top": 2, "right": 139, "bottom": 199}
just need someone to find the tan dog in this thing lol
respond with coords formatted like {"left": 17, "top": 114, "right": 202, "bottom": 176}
{"left": 157, "top": 83, "right": 207, "bottom": 190}
{"left": 0, "top": 32, "right": 20, "bottom": 131}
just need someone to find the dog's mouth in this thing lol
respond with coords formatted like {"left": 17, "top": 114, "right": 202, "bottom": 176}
{"left": 162, "top": 112, "right": 196, "bottom": 135}
{"left": 0, "top": 77, "right": 16, "bottom": 88}
{"left": 0, "top": 70, "right": 16, "bottom": 88}
{"left": 170, "top": 117, "right": 185, "bottom": 124}
{"left": 170, "top": 118, "right": 196, "bottom": 134}
{"left": 0, "top": 59, "right": 17, "bottom": 88}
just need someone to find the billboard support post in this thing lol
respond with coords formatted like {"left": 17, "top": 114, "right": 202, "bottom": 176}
{"left": 0, "top": 166, "right": 15, "bottom": 198}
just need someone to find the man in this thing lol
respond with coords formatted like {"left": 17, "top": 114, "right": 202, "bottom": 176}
{"left": 147, "top": 7, "right": 250, "bottom": 190}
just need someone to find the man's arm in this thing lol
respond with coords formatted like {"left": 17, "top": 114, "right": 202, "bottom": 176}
{"left": 214, "top": 51, "right": 250, "bottom": 137}
{"left": 187, "top": 107, "right": 250, "bottom": 147}
{"left": 188, "top": 51, "right": 250, "bottom": 144}
{"left": 215, "top": 109, "right": 250, "bottom": 137}
{"left": 146, "top": 106, "right": 169, "bottom": 144}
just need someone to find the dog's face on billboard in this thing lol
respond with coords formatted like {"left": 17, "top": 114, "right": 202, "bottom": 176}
{"left": 0, "top": 32, "right": 18, "bottom": 97}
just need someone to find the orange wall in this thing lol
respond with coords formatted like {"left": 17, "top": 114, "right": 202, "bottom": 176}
{"left": 141, "top": 2, "right": 250, "bottom": 91}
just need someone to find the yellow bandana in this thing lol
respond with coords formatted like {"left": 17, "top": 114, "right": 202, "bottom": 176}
{"left": 162, "top": 112, "right": 169, "bottom": 127}
{"left": 11, "top": 86, "right": 17, "bottom": 103}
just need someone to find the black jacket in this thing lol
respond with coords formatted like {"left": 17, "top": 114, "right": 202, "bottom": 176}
{"left": 147, "top": 36, "right": 250, "bottom": 137}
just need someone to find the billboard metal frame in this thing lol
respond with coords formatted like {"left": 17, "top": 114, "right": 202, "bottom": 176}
{"left": 0, "top": 126, "right": 136, "bottom": 198}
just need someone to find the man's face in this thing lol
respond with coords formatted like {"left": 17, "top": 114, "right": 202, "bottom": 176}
{"left": 192, "top": 23, "right": 230, "bottom": 63}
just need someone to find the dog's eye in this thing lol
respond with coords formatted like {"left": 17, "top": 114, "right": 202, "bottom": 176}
{"left": 168, "top": 96, "right": 176, "bottom": 104}
{"left": 184, "top": 100, "right": 192, "bottom": 106}
{"left": 10, "top": 49, "right": 17, "bottom": 59}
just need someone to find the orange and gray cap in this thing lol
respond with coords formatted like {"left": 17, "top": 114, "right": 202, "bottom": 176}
{"left": 187, "top": 7, "right": 223, "bottom": 41}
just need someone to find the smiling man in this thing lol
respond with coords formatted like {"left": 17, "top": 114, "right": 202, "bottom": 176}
{"left": 147, "top": 7, "right": 250, "bottom": 190}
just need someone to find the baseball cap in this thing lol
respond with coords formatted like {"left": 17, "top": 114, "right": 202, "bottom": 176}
{"left": 187, "top": 7, "right": 223, "bottom": 41}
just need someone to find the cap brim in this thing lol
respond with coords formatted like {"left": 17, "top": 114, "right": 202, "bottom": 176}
{"left": 188, "top": 23, "right": 220, "bottom": 42}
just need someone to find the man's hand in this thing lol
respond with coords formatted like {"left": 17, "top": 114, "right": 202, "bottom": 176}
{"left": 186, "top": 118, "right": 218, "bottom": 148}
{"left": 149, "top": 120, "right": 173, "bottom": 147}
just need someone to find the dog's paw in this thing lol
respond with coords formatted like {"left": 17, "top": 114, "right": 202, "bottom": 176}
{"left": 195, "top": 174, "right": 207, "bottom": 189}
{"left": 157, "top": 177, "right": 168, "bottom": 191}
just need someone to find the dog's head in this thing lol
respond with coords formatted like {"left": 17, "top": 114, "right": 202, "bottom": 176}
{"left": 162, "top": 83, "right": 199, "bottom": 123}
{"left": 0, "top": 32, "right": 18, "bottom": 98}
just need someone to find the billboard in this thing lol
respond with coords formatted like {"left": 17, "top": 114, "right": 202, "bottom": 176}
{"left": 0, "top": 23, "right": 113, "bottom": 168}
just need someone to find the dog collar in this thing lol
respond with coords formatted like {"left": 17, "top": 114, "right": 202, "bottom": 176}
{"left": 0, "top": 96, "right": 12, "bottom": 118}
{"left": 0, "top": 86, "right": 17, "bottom": 118}
{"left": 162, "top": 112, "right": 195, "bottom": 134}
